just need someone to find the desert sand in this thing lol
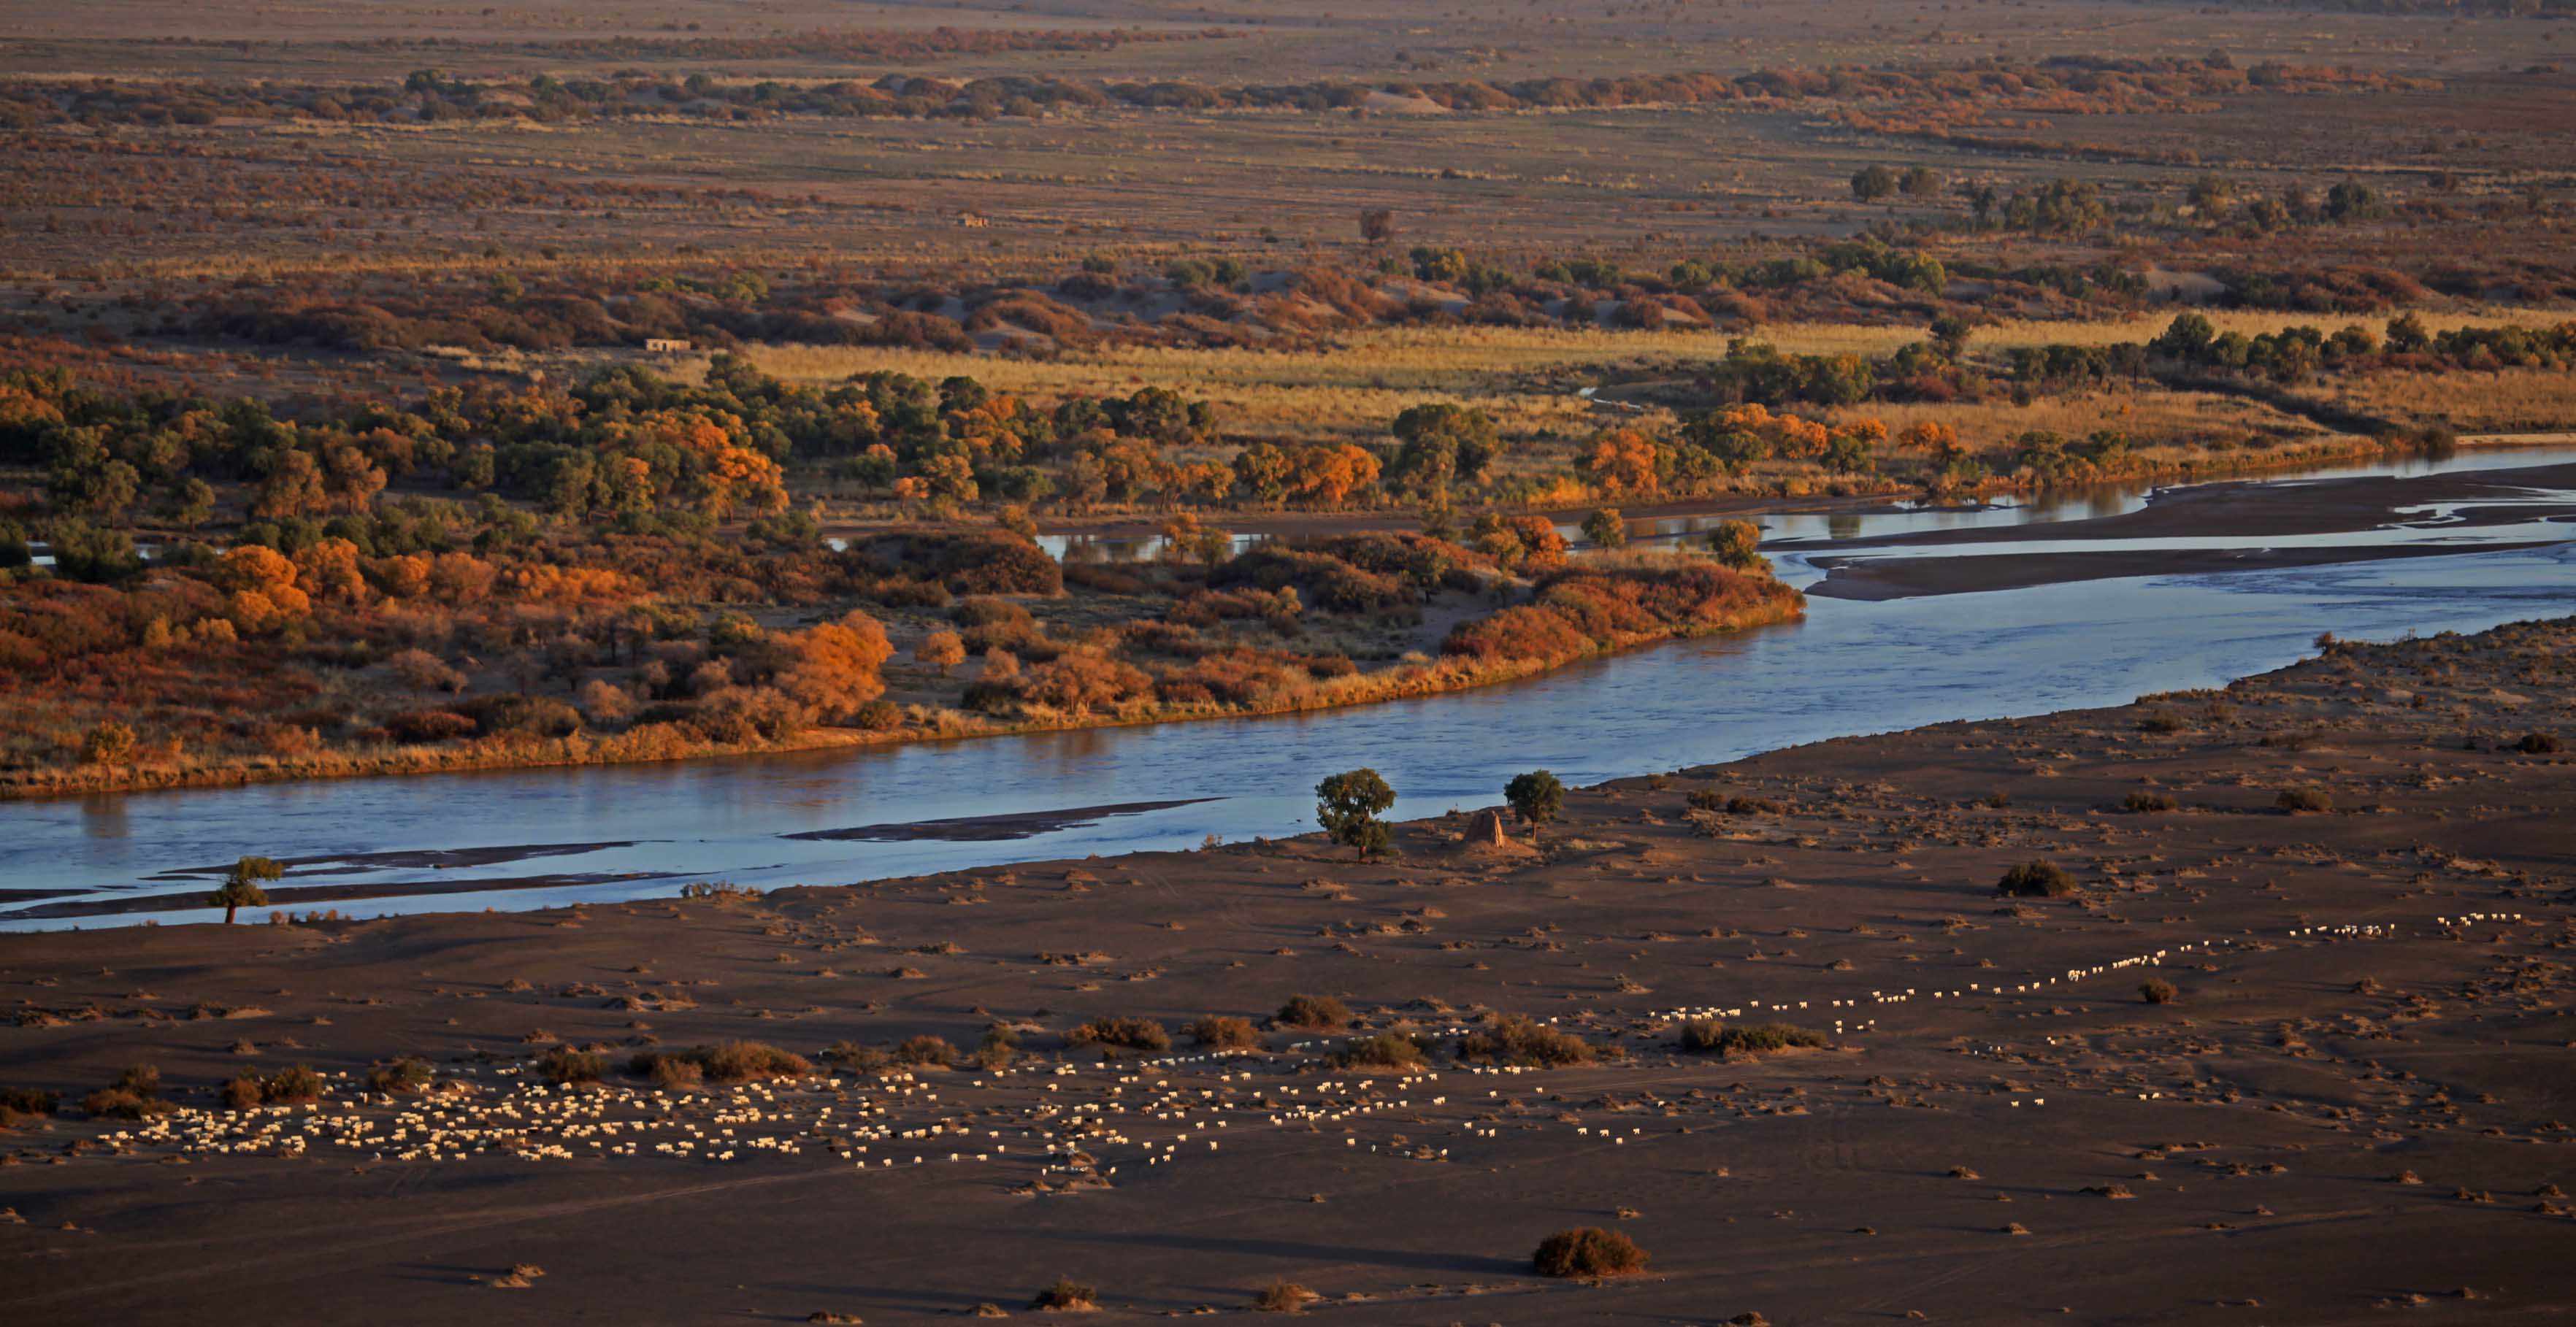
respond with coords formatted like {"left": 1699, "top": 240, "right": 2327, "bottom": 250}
{"left": 3, "top": 618, "right": 2572, "bottom": 1325}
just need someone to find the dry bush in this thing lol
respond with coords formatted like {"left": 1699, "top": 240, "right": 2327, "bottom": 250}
{"left": 1677, "top": 1021, "right": 1828, "bottom": 1056}
{"left": 1459, "top": 1014, "right": 1598, "bottom": 1066}
{"left": 1030, "top": 1279, "right": 1098, "bottom": 1312}
{"left": 1067, "top": 1017, "right": 1171, "bottom": 1052}
{"left": 1185, "top": 1015, "right": 1261, "bottom": 1050}
{"left": 1996, "top": 861, "right": 2079, "bottom": 898}
{"left": 895, "top": 1035, "right": 957, "bottom": 1067}
{"left": 538, "top": 1047, "right": 607, "bottom": 1084}
{"left": 364, "top": 1058, "right": 434, "bottom": 1093}
{"left": 1275, "top": 993, "right": 1352, "bottom": 1031}
{"left": 631, "top": 1041, "right": 812, "bottom": 1083}
{"left": 1532, "top": 1227, "right": 1649, "bottom": 1279}
{"left": 2276, "top": 785, "right": 2334, "bottom": 814}
{"left": 1332, "top": 1033, "right": 1429, "bottom": 1070}
{"left": 1254, "top": 1282, "right": 1319, "bottom": 1313}
{"left": 2140, "top": 978, "right": 2179, "bottom": 1004}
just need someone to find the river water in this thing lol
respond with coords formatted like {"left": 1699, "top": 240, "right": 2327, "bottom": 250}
{"left": 4, "top": 448, "right": 2572, "bottom": 929}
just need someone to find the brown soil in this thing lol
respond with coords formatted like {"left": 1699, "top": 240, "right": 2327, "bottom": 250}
{"left": 2, "top": 618, "right": 2572, "bottom": 1325}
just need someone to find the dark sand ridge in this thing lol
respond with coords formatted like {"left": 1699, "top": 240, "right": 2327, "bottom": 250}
{"left": 1805, "top": 460, "right": 2576, "bottom": 600}
{"left": 1, "top": 619, "right": 2571, "bottom": 1323}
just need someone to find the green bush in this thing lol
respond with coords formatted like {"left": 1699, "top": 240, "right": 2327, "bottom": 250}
{"left": 1532, "top": 1226, "right": 1649, "bottom": 1278}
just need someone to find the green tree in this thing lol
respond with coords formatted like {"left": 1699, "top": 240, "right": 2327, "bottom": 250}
{"left": 1850, "top": 165, "right": 1897, "bottom": 202}
{"left": 1580, "top": 507, "right": 1626, "bottom": 549}
{"left": 1898, "top": 166, "right": 1944, "bottom": 199}
{"left": 1504, "top": 769, "right": 1565, "bottom": 831}
{"left": 212, "top": 855, "right": 283, "bottom": 925}
{"left": 1315, "top": 769, "right": 1396, "bottom": 860}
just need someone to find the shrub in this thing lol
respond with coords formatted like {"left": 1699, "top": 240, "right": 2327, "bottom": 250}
{"left": 539, "top": 1046, "right": 607, "bottom": 1084}
{"left": 83, "top": 1064, "right": 171, "bottom": 1118}
{"left": 1459, "top": 1014, "right": 1596, "bottom": 1066}
{"left": 1996, "top": 861, "right": 2077, "bottom": 898}
{"left": 895, "top": 1035, "right": 957, "bottom": 1067}
{"left": 2122, "top": 791, "right": 2177, "bottom": 813}
{"left": 369, "top": 1057, "right": 437, "bottom": 1093}
{"left": 1276, "top": 994, "right": 1352, "bottom": 1031}
{"left": 1254, "top": 1282, "right": 1319, "bottom": 1313}
{"left": 2515, "top": 731, "right": 2561, "bottom": 755}
{"left": 2276, "top": 785, "right": 2334, "bottom": 814}
{"left": 2140, "top": 979, "right": 2177, "bottom": 1004}
{"left": 1333, "top": 1033, "right": 1429, "bottom": 1070}
{"left": 1185, "top": 1015, "right": 1261, "bottom": 1050}
{"left": 1030, "top": 1279, "right": 1098, "bottom": 1312}
{"left": 1678, "top": 1020, "right": 1828, "bottom": 1055}
{"left": 1067, "top": 1017, "right": 1171, "bottom": 1053}
{"left": 1532, "top": 1227, "right": 1649, "bottom": 1278}
{"left": 822, "top": 1042, "right": 892, "bottom": 1073}
{"left": 262, "top": 1063, "right": 323, "bottom": 1104}
{"left": 0, "top": 1085, "right": 61, "bottom": 1128}
{"left": 633, "top": 1041, "right": 812, "bottom": 1083}
{"left": 221, "top": 1073, "right": 265, "bottom": 1111}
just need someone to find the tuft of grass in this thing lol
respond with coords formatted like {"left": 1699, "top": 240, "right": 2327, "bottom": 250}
{"left": 1532, "top": 1226, "right": 1649, "bottom": 1279}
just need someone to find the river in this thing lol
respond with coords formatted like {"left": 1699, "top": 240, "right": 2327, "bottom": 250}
{"left": 4, "top": 447, "right": 2572, "bottom": 929}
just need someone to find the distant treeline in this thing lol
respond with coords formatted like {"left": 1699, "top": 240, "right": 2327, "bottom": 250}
{"left": 0, "top": 55, "right": 2434, "bottom": 130}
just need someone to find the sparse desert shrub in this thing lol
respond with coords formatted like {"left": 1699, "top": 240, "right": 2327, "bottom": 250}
{"left": 0, "top": 1085, "right": 60, "bottom": 1128}
{"left": 221, "top": 1073, "right": 265, "bottom": 1111}
{"left": 262, "top": 1063, "right": 323, "bottom": 1103}
{"left": 895, "top": 1035, "right": 957, "bottom": 1067}
{"left": 1677, "top": 1020, "right": 1828, "bottom": 1056}
{"left": 2276, "top": 785, "right": 2334, "bottom": 814}
{"left": 365, "top": 1058, "right": 435, "bottom": 1093}
{"left": 1459, "top": 1014, "right": 1597, "bottom": 1066}
{"left": 1031, "top": 1278, "right": 1098, "bottom": 1312}
{"left": 2141, "top": 978, "right": 2178, "bottom": 1004}
{"left": 1333, "top": 1033, "right": 1430, "bottom": 1070}
{"left": 634, "top": 1041, "right": 812, "bottom": 1083}
{"left": 1532, "top": 1226, "right": 1649, "bottom": 1279}
{"left": 2136, "top": 710, "right": 2185, "bottom": 734}
{"left": 2123, "top": 791, "right": 2178, "bottom": 813}
{"left": 1185, "top": 1015, "right": 1261, "bottom": 1050}
{"left": 1276, "top": 994, "right": 1352, "bottom": 1031}
{"left": 539, "top": 1046, "right": 606, "bottom": 1084}
{"left": 1067, "top": 1017, "right": 1171, "bottom": 1053}
{"left": 822, "top": 1042, "right": 892, "bottom": 1073}
{"left": 2515, "top": 731, "right": 2561, "bottom": 755}
{"left": 83, "top": 1063, "right": 171, "bottom": 1118}
{"left": 1996, "top": 861, "right": 2078, "bottom": 898}
{"left": 1254, "top": 1282, "right": 1319, "bottom": 1312}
